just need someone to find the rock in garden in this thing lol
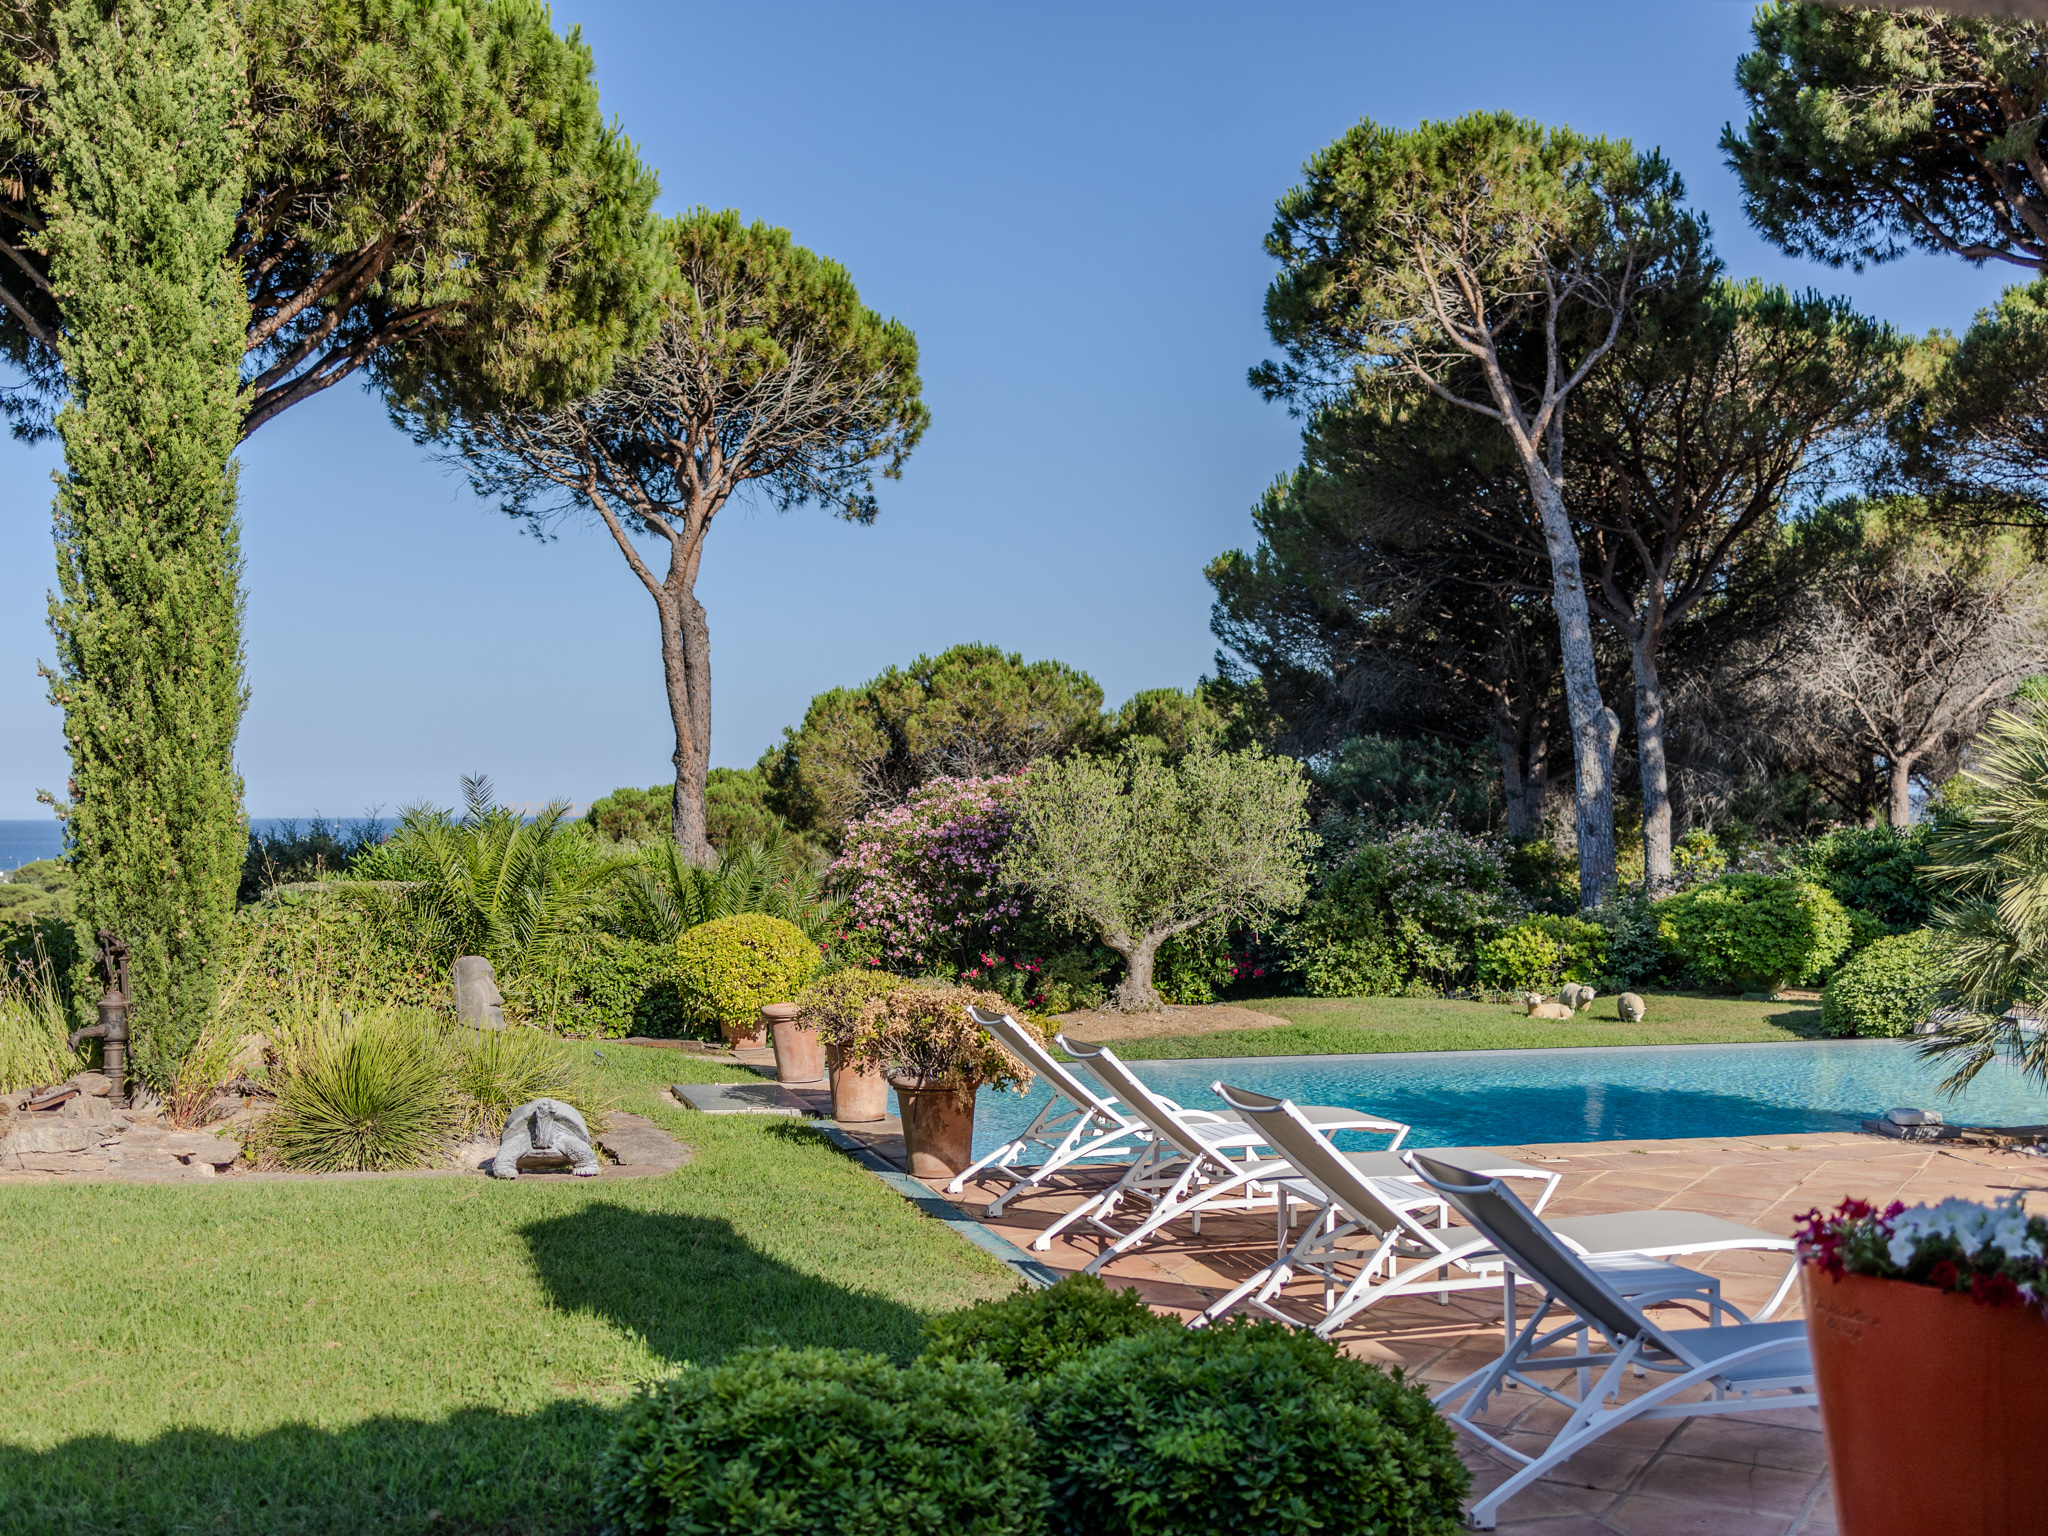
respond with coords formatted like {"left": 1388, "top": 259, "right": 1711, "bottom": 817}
{"left": 489, "top": 1098, "right": 599, "bottom": 1179}
{"left": 1618, "top": 992, "right": 1646, "bottom": 1022}
{"left": 453, "top": 956, "right": 507, "bottom": 1029}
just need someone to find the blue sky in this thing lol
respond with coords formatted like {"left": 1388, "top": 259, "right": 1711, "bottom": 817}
{"left": 0, "top": 0, "right": 2014, "bottom": 819}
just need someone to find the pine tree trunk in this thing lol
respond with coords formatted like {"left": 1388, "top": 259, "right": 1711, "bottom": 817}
{"left": 658, "top": 586, "right": 715, "bottom": 865}
{"left": 1628, "top": 634, "right": 1674, "bottom": 892}
{"left": 1524, "top": 473, "right": 1617, "bottom": 909}
{"left": 1887, "top": 753, "right": 1916, "bottom": 830}
{"left": 41, "top": 0, "right": 248, "bottom": 1083}
{"left": 1500, "top": 723, "right": 1533, "bottom": 839}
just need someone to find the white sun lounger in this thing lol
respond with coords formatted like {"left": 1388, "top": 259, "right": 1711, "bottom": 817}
{"left": 1049, "top": 1037, "right": 1428, "bottom": 1270}
{"left": 1197, "top": 1087, "right": 1768, "bottom": 1335}
{"left": 943, "top": 1008, "right": 1148, "bottom": 1214}
{"left": 1407, "top": 1152, "right": 1815, "bottom": 1531}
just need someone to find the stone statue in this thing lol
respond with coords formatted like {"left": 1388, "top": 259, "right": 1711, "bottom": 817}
{"left": 1618, "top": 992, "right": 1647, "bottom": 1022}
{"left": 1522, "top": 993, "right": 1575, "bottom": 1021}
{"left": 453, "top": 956, "right": 506, "bottom": 1029}
{"left": 488, "top": 1098, "right": 600, "bottom": 1179}
{"left": 1561, "top": 982, "right": 1597, "bottom": 1014}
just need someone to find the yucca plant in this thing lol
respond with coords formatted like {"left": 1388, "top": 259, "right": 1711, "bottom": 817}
{"left": 355, "top": 775, "right": 626, "bottom": 1018}
{"left": 263, "top": 1009, "right": 458, "bottom": 1172}
{"left": 614, "top": 825, "right": 845, "bottom": 944}
{"left": 452, "top": 1025, "right": 612, "bottom": 1137}
{"left": 0, "top": 940, "right": 82, "bottom": 1092}
{"left": 1920, "top": 705, "right": 2048, "bottom": 1088}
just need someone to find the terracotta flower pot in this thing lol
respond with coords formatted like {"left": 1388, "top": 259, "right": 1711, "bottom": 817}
{"left": 720, "top": 1017, "right": 764, "bottom": 1050}
{"left": 826, "top": 1045, "right": 888, "bottom": 1123}
{"left": 762, "top": 1002, "right": 823, "bottom": 1083}
{"left": 1803, "top": 1265, "right": 2048, "bottom": 1536}
{"left": 889, "top": 1075, "right": 977, "bottom": 1179}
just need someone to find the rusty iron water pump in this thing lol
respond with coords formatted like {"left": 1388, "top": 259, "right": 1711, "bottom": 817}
{"left": 66, "top": 932, "right": 130, "bottom": 1109}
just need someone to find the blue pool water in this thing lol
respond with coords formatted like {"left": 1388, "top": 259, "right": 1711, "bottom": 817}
{"left": 941, "top": 1041, "right": 2048, "bottom": 1158}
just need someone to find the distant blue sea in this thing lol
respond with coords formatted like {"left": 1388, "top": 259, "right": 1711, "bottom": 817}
{"left": 0, "top": 817, "right": 396, "bottom": 872}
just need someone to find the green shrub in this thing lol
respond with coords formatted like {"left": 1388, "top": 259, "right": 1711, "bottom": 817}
{"left": 262, "top": 1010, "right": 458, "bottom": 1172}
{"left": 1584, "top": 893, "right": 1672, "bottom": 990}
{"left": 675, "top": 913, "right": 821, "bottom": 1033}
{"left": 0, "top": 858, "right": 75, "bottom": 922}
{"left": 228, "top": 889, "right": 443, "bottom": 1023}
{"left": 1821, "top": 929, "right": 1944, "bottom": 1038}
{"left": 1034, "top": 1321, "right": 1467, "bottom": 1536}
{"left": 0, "top": 940, "right": 83, "bottom": 1091}
{"left": 1, "top": 911, "right": 84, "bottom": 1023}
{"left": 1156, "top": 932, "right": 1234, "bottom": 1005}
{"left": 1655, "top": 873, "right": 1853, "bottom": 989}
{"left": 558, "top": 931, "right": 695, "bottom": 1039}
{"left": 1284, "top": 920, "right": 1407, "bottom": 998}
{"left": 1793, "top": 824, "right": 1932, "bottom": 931}
{"left": 594, "top": 1345, "right": 1043, "bottom": 1536}
{"left": 1475, "top": 923, "right": 1561, "bottom": 992}
{"left": 921, "top": 1275, "right": 1177, "bottom": 1380}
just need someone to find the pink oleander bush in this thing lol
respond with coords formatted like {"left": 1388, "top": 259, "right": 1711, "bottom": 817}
{"left": 831, "top": 775, "right": 1026, "bottom": 974}
{"left": 1798, "top": 1195, "right": 2048, "bottom": 1313}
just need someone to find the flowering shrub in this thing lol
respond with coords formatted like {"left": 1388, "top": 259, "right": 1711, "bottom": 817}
{"left": 831, "top": 776, "right": 1025, "bottom": 975}
{"left": 1798, "top": 1195, "right": 2048, "bottom": 1314}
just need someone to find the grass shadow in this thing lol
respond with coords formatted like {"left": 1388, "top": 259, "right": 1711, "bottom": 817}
{"left": 519, "top": 1201, "right": 934, "bottom": 1365}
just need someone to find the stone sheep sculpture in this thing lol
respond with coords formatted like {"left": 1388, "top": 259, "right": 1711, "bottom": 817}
{"left": 489, "top": 1098, "right": 600, "bottom": 1179}
{"left": 1618, "top": 992, "right": 1646, "bottom": 1022}
{"left": 1522, "top": 993, "right": 1575, "bottom": 1021}
{"left": 1561, "top": 982, "right": 1597, "bottom": 1014}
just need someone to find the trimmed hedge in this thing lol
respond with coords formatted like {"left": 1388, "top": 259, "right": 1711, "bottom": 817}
{"left": 921, "top": 1274, "right": 1177, "bottom": 1380}
{"left": 560, "top": 932, "right": 695, "bottom": 1039}
{"left": 675, "top": 913, "right": 820, "bottom": 1034}
{"left": 594, "top": 1346, "right": 1041, "bottom": 1536}
{"left": 1820, "top": 929, "right": 1944, "bottom": 1038}
{"left": 1655, "top": 873, "right": 1852, "bottom": 989}
{"left": 1034, "top": 1320, "right": 1467, "bottom": 1536}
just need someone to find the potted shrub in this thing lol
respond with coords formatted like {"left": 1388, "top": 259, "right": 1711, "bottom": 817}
{"left": 793, "top": 967, "right": 907, "bottom": 1122}
{"left": 1798, "top": 1196, "right": 2048, "bottom": 1535}
{"left": 847, "top": 984, "right": 1031, "bottom": 1178}
{"left": 675, "top": 914, "right": 820, "bottom": 1048}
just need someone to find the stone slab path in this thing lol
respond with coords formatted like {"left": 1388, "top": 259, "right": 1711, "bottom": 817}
{"left": 935, "top": 1130, "right": 2048, "bottom": 1535}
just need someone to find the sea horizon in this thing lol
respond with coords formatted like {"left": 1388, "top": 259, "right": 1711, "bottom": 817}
{"left": 0, "top": 815, "right": 401, "bottom": 872}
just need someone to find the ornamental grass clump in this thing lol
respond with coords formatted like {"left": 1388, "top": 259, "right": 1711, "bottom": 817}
{"left": 263, "top": 1009, "right": 458, "bottom": 1172}
{"left": 846, "top": 984, "right": 1032, "bottom": 1095}
{"left": 1799, "top": 1195, "right": 2048, "bottom": 1314}
{"left": 0, "top": 941, "right": 81, "bottom": 1092}
{"left": 593, "top": 1345, "right": 1043, "bottom": 1536}
{"left": 452, "top": 1025, "right": 611, "bottom": 1137}
{"left": 674, "top": 913, "right": 821, "bottom": 1037}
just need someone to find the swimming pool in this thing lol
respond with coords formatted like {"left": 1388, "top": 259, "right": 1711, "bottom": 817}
{"left": 938, "top": 1040, "right": 2048, "bottom": 1158}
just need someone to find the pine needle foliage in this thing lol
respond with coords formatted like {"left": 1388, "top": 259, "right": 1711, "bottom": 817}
{"left": 39, "top": 0, "right": 250, "bottom": 1085}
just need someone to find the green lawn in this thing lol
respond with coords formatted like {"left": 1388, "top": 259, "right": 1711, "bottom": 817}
{"left": 0, "top": 1044, "right": 1014, "bottom": 1536}
{"left": 1101, "top": 991, "right": 1827, "bottom": 1060}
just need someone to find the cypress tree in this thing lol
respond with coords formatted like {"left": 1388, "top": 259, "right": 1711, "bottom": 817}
{"left": 37, "top": 0, "right": 249, "bottom": 1081}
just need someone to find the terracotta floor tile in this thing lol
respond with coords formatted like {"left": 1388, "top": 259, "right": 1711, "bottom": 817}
{"left": 1665, "top": 1416, "right": 1827, "bottom": 1472}
{"left": 1630, "top": 1453, "right": 1821, "bottom": 1517}
{"left": 1603, "top": 1492, "right": 1799, "bottom": 1535}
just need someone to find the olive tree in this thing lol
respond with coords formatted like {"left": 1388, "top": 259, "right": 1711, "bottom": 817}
{"left": 1001, "top": 744, "right": 1313, "bottom": 1011}
{"left": 418, "top": 210, "right": 927, "bottom": 863}
{"left": 1255, "top": 111, "right": 1703, "bottom": 907}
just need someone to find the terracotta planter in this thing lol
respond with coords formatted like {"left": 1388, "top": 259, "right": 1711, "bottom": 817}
{"left": 826, "top": 1045, "right": 888, "bottom": 1123}
{"left": 889, "top": 1075, "right": 977, "bottom": 1179}
{"left": 1803, "top": 1265, "right": 2048, "bottom": 1536}
{"left": 762, "top": 1002, "right": 824, "bottom": 1082}
{"left": 720, "top": 1017, "right": 764, "bottom": 1050}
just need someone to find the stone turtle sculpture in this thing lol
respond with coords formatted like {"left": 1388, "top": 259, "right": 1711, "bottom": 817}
{"left": 489, "top": 1097, "right": 600, "bottom": 1179}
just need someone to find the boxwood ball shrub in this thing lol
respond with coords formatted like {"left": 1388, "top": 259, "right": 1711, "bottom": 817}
{"left": 674, "top": 913, "right": 821, "bottom": 1034}
{"left": 921, "top": 1274, "right": 1178, "bottom": 1380}
{"left": 1821, "top": 929, "right": 1944, "bottom": 1039}
{"left": 1033, "top": 1320, "right": 1467, "bottom": 1536}
{"left": 593, "top": 1345, "right": 1043, "bottom": 1536}
{"left": 1655, "top": 872, "right": 1852, "bottom": 990}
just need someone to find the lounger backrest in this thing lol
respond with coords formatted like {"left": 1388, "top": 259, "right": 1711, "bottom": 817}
{"left": 965, "top": 1007, "right": 1117, "bottom": 1117}
{"left": 1055, "top": 1037, "right": 1218, "bottom": 1164}
{"left": 1407, "top": 1153, "right": 1675, "bottom": 1349}
{"left": 1213, "top": 1084, "right": 1414, "bottom": 1237}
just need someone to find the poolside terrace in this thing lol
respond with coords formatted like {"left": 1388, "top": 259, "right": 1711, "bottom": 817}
{"left": 928, "top": 1129, "right": 2047, "bottom": 1535}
